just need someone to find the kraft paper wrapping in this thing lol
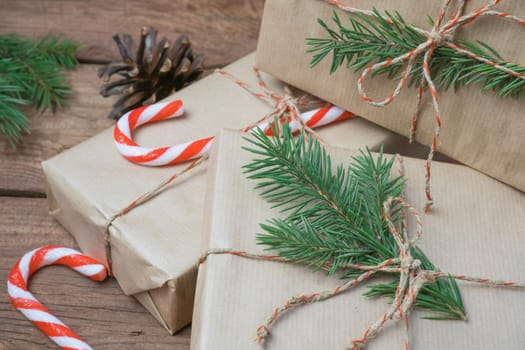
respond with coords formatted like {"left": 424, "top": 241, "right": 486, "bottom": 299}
{"left": 191, "top": 129, "right": 525, "bottom": 349}
{"left": 256, "top": 0, "right": 525, "bottom": 193}
{"left": 42, "top": 53, "right": 409, "bottom": 333}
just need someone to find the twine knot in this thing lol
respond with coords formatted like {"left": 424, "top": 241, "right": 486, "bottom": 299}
{"left": 400, "top": 256, "right": 421, "bottom": 271}
{"left": 274, "top": 95, "right": 299, "bottom": 116}
{"left": 426, "top": 28, "right": 452, "bottom": 46}
{"left": 420, "top": 270, "right": 436, "bottom": 284}
{"left": 255, "top": 325, "right": 271, "bottom": 344}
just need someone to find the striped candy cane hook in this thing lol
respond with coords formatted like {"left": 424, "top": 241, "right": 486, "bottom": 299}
{"left": 114, "top": 99, "right": 354, "bottom": 166}
{"left": 7, "top": 246, "right": 108, "bottom": 350}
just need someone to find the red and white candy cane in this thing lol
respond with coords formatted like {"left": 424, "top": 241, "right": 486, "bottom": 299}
{"left": 114, "top": 99, "right": 353, "bottom": 166}
{"left": 7, "top": 246, "right": 107, "bottom": 350}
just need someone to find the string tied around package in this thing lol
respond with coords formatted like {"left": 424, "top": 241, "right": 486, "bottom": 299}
{"left": 198, "top": 194, "right": 525, "bottom": 349}
{"left": 104, "top": 68, "right": 354, "bottom": 274}
{"left": 249, "top": 195, "right": 437, "bottom": 349}
{"left": 198, "top": 153, "right": 525, "bottom": 350}
{"left": 325, "top": 0, "right": 525, "bottom": 213}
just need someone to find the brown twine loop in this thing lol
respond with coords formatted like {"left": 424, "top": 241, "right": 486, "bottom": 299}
{"left": 325, "top": 0, "right": 525, "bottom": 213}
{"left": 103, "top": 155, "right": 208, "bottom": 275}
{"left": 103, "top": 68, "right": 324, "bottom": 274}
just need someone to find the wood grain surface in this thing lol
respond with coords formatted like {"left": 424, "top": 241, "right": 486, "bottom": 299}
{"left": 0, "top": 0, "right": 264, "bottom": 348}
{"left": 0, "top": 197, "right": 191, "bottom": 350}
{"left": 0, "top": 0, "right": 263, "bottom": 66}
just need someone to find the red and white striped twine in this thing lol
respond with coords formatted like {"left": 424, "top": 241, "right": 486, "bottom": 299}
{"left": 114, "top": 99, "right": 353, "bottom": 167}
{"left": 7, "top": 246, "right": 107, "bottom": 350}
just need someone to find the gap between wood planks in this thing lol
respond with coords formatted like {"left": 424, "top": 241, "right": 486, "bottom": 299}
{"left": 0, "top": 191, "right": 46, "bottom": 198}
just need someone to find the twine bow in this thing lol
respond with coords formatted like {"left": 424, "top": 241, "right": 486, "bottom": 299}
{"left": 348, "top": 197, "right": 434, "bottom": 350}
{"left": 250, "top": 195, "right": 435, "bottom": 349}
{"left": 217, "top": 67, "right": 325, "bottom": 139}
{"left": 326, "top": 0, "right": 525, "bottom": 213}
{"left": 246, "top": 190, "right": 524, "bottom": 349}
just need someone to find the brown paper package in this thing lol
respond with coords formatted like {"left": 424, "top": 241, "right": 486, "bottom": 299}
{"left": 41, "top": 53, "right": 420, "bottom": 333}
{"left": 191, "top": 129, "right": 525, "bottom": 349}
{"left": 256, "top": 0, "right": 525, "bottom": 193}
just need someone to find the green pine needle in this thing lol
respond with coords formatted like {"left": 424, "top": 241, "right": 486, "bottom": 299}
{"left": 243, "top": 124, "right": 466, "bottom": 320}
{"left": 0, "top": 34, "right": 78, "bottom": 146}
{"left": 307, "top": 10, "right": 525, "bottom": 99}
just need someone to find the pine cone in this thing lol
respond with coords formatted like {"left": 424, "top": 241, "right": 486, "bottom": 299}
{"left": 98, "top": 27, "right": 205, "bottom": 120}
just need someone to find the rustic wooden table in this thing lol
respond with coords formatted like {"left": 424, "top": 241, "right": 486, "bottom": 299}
{"left": 0, "top": 1, "right": 264, "bottom": 348}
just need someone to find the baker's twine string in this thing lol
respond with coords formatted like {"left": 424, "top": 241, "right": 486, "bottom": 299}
{"left": 103, "top": 68, "right": 334, "bottom": 274}
{"left": 325, "top": 0, "right": 525, "bottom": 213}
{"left": 103, "top": 155, "right": 207, "bottom": 273}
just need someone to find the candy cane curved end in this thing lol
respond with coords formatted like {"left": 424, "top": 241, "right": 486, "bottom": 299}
{"left": 7, "top": 246, "right": 108, "bottom": 350}
{"left": 114, "top": 99, "right": 188, "bottom": 165}
{"left": 114, "top": 99, "right": 354, "bottom": 167}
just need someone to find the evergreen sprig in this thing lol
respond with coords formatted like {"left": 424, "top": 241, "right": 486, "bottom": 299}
{"left": 243, "top": 125, "right": 465, "bottom": 320}
{"left": 0, "top": 34, "right": 78, "bottom": 146}
{"left": 307, "top": 10, "right": 525, "bottom": 98}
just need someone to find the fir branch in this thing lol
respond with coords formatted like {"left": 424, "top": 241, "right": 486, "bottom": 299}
{"left": 258, "top": 218, "right": 374, "bottom": 272}
{"left": 0, "top": 34, "right": 78, "bottom": 70}
{"left": 307, "top": 10, "right": 525, "bottom": 98}
{"left": 31, "top": 35, "right": 79, "bottom": 70}
{"left": 0, "top": 34, "right": 78, "bottom": 146}
{"left": 243, "top": 125, "right": 465, "bottom": 320}
{"left": 0, "top": 79, "right": 30, "bottom": 144}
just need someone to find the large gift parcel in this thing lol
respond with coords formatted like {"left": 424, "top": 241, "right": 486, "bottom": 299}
{"left": 192, "top": 129, "right": 525, "bottom": 349}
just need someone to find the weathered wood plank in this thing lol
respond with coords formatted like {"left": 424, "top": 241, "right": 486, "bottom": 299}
{"left": 0, "top": 196, "right": 190, "bottom": 350}
{"left": 0, "top": 0, "right": 264, "bottom": 67}
{"left": 0, "top": 0, "right": 264, "bottom": 195}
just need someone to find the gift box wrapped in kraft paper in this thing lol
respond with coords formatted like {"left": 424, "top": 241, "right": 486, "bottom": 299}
{"left": 41, "top": 53, "right": 416, "bottom": 333}
{"left": 191, "top": 129, "right": 525, "bottom": 349}
{"left": 255, "top": 0, "right": 525, "bottom": 194}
